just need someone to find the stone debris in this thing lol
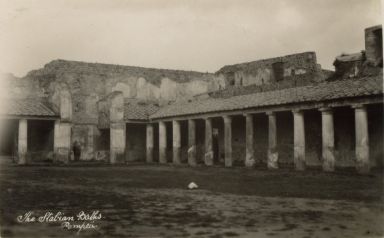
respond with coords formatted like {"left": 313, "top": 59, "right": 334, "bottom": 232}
{"left": 188, "top": 182, "right": 198, "bottom": 190}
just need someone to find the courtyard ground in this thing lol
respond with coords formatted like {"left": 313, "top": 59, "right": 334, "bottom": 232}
{"left": 0, "top": 164, "right": 383, "bottom": 238}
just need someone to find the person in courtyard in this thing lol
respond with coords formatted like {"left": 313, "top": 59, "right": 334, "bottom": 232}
{"left": 73, "top": 141, "right": 81, "bottom": 162}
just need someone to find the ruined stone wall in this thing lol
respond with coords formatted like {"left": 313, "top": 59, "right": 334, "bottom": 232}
{"left": 6, "top": 60, "right": 223, "bottom": 160}
{"left": 365, "top": 25, "right": 383, "bottom": 66}
{"left": 216, "top": 52, "right": 319, "bottom": 88}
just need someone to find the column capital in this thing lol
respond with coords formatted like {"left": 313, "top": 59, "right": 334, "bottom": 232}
{"left": 352, "top": 104, "right": 367, "bottom": 110}
{"left": 319, "top": 107, "right": 333, "bottom": 113}
{"left": 292, "top": 109, "right": 303, "bottom": 114}
{"left": 266, "top": 111, "right": 276, "bottom": 116}
{"left": 223, "top": 115, "right": 232, "bottom": 122}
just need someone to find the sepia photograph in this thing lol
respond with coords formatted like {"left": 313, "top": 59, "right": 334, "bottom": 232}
{"left": 0, "top": 0, "right": 383, "bottom": 237}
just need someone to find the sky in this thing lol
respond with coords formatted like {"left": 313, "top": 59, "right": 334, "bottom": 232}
{"left": 0, "top": 0, "right": 382, "bottom": 77}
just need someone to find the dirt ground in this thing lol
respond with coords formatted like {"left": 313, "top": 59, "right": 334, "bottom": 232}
{"left": 0, "top": 164, "right": 383, "bottom": 238}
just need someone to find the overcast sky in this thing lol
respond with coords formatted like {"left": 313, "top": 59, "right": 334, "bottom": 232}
{"left": 0, "top": 0, "right": 382, "bottom": 77}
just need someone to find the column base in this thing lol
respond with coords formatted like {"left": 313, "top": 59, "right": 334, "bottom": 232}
{"left": 204, "top": 150, "right": 213, "bottom": 166}
{"left": 159, "top": 148, "right": 167, "bottom": 164}
{"left": 146, "top": 147, "right": 154, "bottom": 163}
{"left": 173, "top": 147, "right": 181, "bottom": 164}
{"left": 322, "top": 147, "right": 335, "bottom": 172}
{"left": 267, "top": 150, "right": 279, "bottom": 169}
{"left": 356, "top": 146, "right": 370, "bottom": 174}
{"left": 245, "top": 154, "right": 256, "bottom": 168}
{"left": 294, "top": 149, "right": 306, "bottom": 171}
{"left": 225, "top": 157, "right": 233, "bottom": 167}
{"left": 110, "top": 150, "right": 125, "bottom": 164}
{"left": 17, "top": 152, "right": 27, "bottom": 165}
{"left": 187, "top": 146, "right": 197, "bottom": 166}
{"left": 356, "top": 163, "right": 370, "bottom": 174}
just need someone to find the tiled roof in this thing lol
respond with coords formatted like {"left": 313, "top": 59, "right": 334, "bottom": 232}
{"left": 150, "top": 75, "right": 383, "bottom": 119}
{"left": 1, "top": 98, "right": 58, "bottom": 117}
{"left": 124, "top": 99, "right": 160, "bottom": 120}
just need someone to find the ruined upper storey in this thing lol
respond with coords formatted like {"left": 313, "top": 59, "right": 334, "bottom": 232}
{"left": 27, "top": 59, "right": 217, "bottom": 86}
{"left": 5, "top": 60, "right": 224, "bottom": 124}
{"left": 332, "top": 25, "right": 382, "bottom": 80}
{"left": 365, "top": 25, "right": 383, "bottom": 67}
{"left": 215, "top": 52, "right": 323, "bottom": 88}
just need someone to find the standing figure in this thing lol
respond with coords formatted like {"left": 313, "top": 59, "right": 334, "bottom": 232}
{"left": 73, "top": 141, "right": 81, "bottom": 162}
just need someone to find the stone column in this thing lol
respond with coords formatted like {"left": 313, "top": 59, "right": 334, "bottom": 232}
{"left": 18, "top": 119, "right": 27, "bottom": 165}
{"left": 53, "top": 86, "right": 72, "bottom": 163}
{"left": 204, "top": 118, "right": 213, "bottom": 166}
{"left": 110, "top": 123, "right": 126, "bottom": 164}
{"left": 244, "top": 114, "right": 255, "bottom": 167}
{"left": 188, "top": 119, "right": 197, "bottom": 166}
{"left": 267, "top": 112, "right": 278, "bottom": 169}
{"left": 54, "top": 120, "right": 71, "bottom": 164}
{"left": 172, "top": 120, "right": 181, "bottom": 164}
{"left": 159, "top": 121, "right": 167, "bottom": 164}
{"left": 110, "top": 92, "right": 126, "bottom": 164}
{"left": 354, "top": 105, "right": 370, "bottom": 174}
{"left": 320, "top": 108, "right": 335, "bottom": 172}
{"left": 146, "top": 124, "right": 154, "bottom": 163}
{"left": 223, "top": 115, "right": 232, "bottom": 167}
{"left": 293, "top": 110, "right": 306, "bottom": 171}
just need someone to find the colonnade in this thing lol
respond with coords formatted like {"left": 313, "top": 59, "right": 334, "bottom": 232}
{"left": 146, "top": 105, "right": 371, "bottom": 174}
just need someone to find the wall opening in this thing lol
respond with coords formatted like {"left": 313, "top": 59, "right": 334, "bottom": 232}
{"left": 96, "top": 129, "right": 110, "bottom": 150}
{"left": 253, "top": 114, "right": 268, "bottom": 165}
{"left": 367, "top": 104, "right": 383, "bottom": 168}
{"left": 334, "top": 107, "right": 355, "bottom": 167}
{"left": 272, "top": 61, "right": 284, "bottom": 82}
{"left": 212, "top": 117, "right": 224, "bottom": 165}
{"left": 166, "top": 122, "right": 173, "bottom": 162}
{"left": 95, "top": 128, "right": 110, "bottom": 162}
{"left": 276, "top": 111, "right": 293, "bottom": 167}
{"left": 0, "top": 120, "right": 18, "bottom": 161}
{"left": 28, "top": 120, "right": 54, "bottom": 162}
{"left": 232, "top": 115, "right": 245, "bottom": 166}
{"left": 153, "top": 123, "right": 159, "bottom": 163}
{"left": 195, "top": 119, "right": 205, "bottom": 164}
{"left": 180, "top": 120, "right": 188, "bottom": 163}
{"left": 304, "top": 110, "right": 322, "bottom": 167}
{"left": 126, "top": 123, "right": 146, "bottom": 162}
{"left": 225, "top": 72, "right": 235, "bottom": 87}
